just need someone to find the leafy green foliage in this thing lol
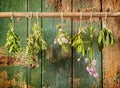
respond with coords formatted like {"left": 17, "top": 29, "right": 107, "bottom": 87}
{"left": 72, "top": 33, "right": 85, "bottom": 56}
{"left": 5, "top": 23, "right": 20, "bottom": 53}
{"left": 72, "top": 26, "right": 95, "bottom": 61}
{"left": 54, "top": 24, "right": 71, "bottom": 52}
{"left": 97, "top": 28, "right": 115, "bottom": 51}
{"left": 26, "top": 23, "right": 47, "bottom": 56}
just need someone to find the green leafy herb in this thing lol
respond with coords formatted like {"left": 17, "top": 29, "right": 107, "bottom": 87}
{"left": 25, "top": 22, "right": 47, "bottom": 64}
{"left": 5, "top": 22, "right": 20, "bottom": 53}
{"left": 54, "top": 24, "right": 71, "bottom": 52}
{"left": 26, "top": 23, "right": 47, "bottom": 56}
{"left": 72, "top": 30, "right": 85, "bottom": 56}
{"left": 97, "top": 28, "right": 115, "bottom": 51}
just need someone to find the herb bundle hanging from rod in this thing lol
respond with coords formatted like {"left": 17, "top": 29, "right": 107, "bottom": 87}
{"left": 5, "top": 16, "right": 20, "bottom": 55}
{"left": 25, "top": 12, "right": 47, "bottom": 64}
{"left": 97, "top": 12, "right": 115, "bottom": 51}
{"left": 54, "top": 12, "right": 71, "bottom": 52}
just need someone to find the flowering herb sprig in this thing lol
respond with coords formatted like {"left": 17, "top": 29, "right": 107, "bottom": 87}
{"left": 54, "top": 24, "right": 71, "bottom": 52}
{"left": 84, "top": 26, "right": 99, "bottom": 78}
{"left": 74, "top": 26, "right": 99, "bottom": 78}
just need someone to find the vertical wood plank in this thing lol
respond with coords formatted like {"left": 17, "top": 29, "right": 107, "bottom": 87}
{"left": 73, "top": 0, "right": 102, "bottom": 87}
{"left": 27, "top": 0, "right": 42, "bottom": 87}
{"left": 0, "top": 0, "right": 27, "bottom": 87}
{"left": 102, "top": 0, "right": 120, "bottom": 87}
{"left": 42, "top": 0, "right": 72, "bottom": 87}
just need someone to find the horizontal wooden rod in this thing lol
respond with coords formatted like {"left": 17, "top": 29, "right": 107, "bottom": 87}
{"left": 0, "top": 12, "right": 120, "bottom": 18}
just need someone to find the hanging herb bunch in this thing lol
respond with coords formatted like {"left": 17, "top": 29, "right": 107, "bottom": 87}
{"left": 5, "top": 22, "right": 20, "bottom": 54}
{"left": 72, "top": 27, "right": 85, "bottom": 56}
{"left": 97, "top": 23, "right": 115, "bottom": 51}
{"left": 26, "top": 21, "right": 47, "bottom": 64}
{"left": 84, "top": 26, "right": 99, "bottom": 78}
{"left": 54, "top": 24, "right": 71, "bottom": 52}
{"left": 72, "top": 25, "right": 99, "bottom": 78}
{"left": 97, "top": 13, "right": 115, "bottom": 51}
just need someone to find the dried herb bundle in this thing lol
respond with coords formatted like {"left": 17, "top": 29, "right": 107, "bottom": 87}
{"left": 5, "top": 22, "right": 20, "bottom": 53}
{"left": 97, "top": 27, "right": 115, "bottom": 51}
{"left": 54, "top": 24, "right": 71, "bottom": 52}
{"left": 72, "top": 31, "right": 85, "bottom": 56}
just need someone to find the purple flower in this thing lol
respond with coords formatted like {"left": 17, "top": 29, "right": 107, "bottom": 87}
{"left": 93, "top": 72, "right": 99, "bottom": 78}
{"left": 86, "top": 66, "right": 96, "bottom": 75}
{"left": 86, "top": 66, "right": 99, "bottom": 78}
{"left": 92, "top": 59, "right": 97, "bottom": 66}
{"left": 84, "top": 58, "right": 89, "bottom": 63}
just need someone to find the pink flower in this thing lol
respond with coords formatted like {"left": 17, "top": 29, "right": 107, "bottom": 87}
{"left": 84, "top": 58, "right": 89, "bottom": 63}
{"left": 86, "top": 66, "right": 99, "bottom": 78}
{"left": 93, "top": 72, "right": 99, "bottom": 78}
{"left": 92, "top": 59, "right": 97, "bottom": 66}
{"left": 86, "top": 66, "right": 96, "bottom": 75}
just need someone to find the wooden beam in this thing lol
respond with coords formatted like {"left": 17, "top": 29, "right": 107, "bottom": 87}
{"left": 0, "top": 12, "right": 120, "bottom": 18}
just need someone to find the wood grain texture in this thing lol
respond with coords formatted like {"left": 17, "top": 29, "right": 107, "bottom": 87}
{"left": 102, "top": 0, "right": 120, "bottom": 87}
{"left": 73, "top": 0, "right": 102, "bottom": 88}
{"left": 42, "top": 0, "right": 72, "bottom": 87}
{"left": 0, "top": 0, "right": 27, "bottom": 87}
{"left": 27, "top": 0, "right": 42, "bottom": 88}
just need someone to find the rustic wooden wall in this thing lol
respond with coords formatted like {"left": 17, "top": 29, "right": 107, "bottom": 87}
{"left": 102, "top": 0, "right": 120, "bottom": 88}
{"left": 0, "top": 0, "right": 28, "bottom": 87}
{"left": 0, "top": 0, "right": 120, "bottom": 88}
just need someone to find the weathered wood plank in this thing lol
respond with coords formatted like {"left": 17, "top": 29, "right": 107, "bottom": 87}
{"left": 27, "top": 0, "right": 42, "bottom": 88}
{"left": 102, "top": 0, "right": 120, "bottom": 88}
{"left": 42, "top": 0, "right": 72, "bottom": 87}
{"left": 73, "top": 0, "right": 102, "bottom": 88}
{"left": 0, "top": 0, "right": 27, "bottom": 87}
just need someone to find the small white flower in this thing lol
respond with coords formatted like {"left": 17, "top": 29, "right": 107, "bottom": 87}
{"left": 84, "top": 58, "right": 89, "bottom": 63}
{"left": 59, "top": 28, "right": 63, "bottom": 32}
{"left": 64, "top": 39, "right": 68, "bottom": 44}
{"left": 92, "top": 59, "right": 97, "bottom": 66}
{"left": 58, "top": 38, "right": 62, "bottom": 45}
{"left": 54, "top": 39, "right": 57, "bottom": 44}
{"left": 77, "top": 58, "right": 81, "bottom": 61}
{"left": 87, "top": 47, "right": 90, "bottom": 51}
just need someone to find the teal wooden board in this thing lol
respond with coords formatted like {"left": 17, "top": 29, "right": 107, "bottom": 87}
{"left": 41, "top": 0, "right": 72, "bottom": 88}
{"left": 73, "top": 21, "right": 102, "bottom": 88}
{"left": 0, "top": 0, "right": 103, "bottom": 88}
{"left": 0, "top": 0, "right": 28, "bottom": 87}
{"left": 28, "top": 0, "right": 42, "bottom": 87}
{"left": 73, "top": 0, "right": 102, "bottom": 88}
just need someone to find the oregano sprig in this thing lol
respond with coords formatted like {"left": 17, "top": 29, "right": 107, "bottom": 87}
{"left": 54, "top": 24, "right": 71, "bottom": 52}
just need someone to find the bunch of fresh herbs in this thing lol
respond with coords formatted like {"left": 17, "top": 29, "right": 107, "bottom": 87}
{"left": 54, "top": 24, "right": 71, "bottom": 52}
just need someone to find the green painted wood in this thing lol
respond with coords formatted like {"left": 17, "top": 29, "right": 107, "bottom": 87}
{"left": 0, "top": 0, "right": 103, "bottom": 88}
{"left": 0, "top": 0, "right": 27, "bottom": 87}
{"left": 73, "top": 0, "right": 102, "bottom": 88}
{"left": 41, "top": 0, "right": 72, "bottom": 88}
{"left": 27, "top": 0, "right": 42, "bottom": 87}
